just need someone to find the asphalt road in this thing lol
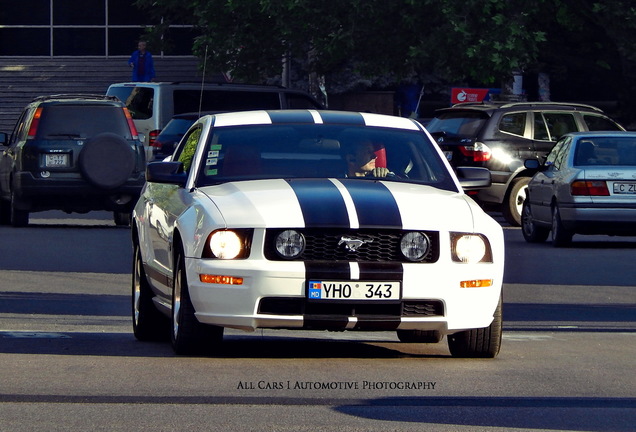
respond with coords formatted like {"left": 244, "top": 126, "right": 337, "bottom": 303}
{"left": 0, "top": 211, "right": 634, "bottom": 432}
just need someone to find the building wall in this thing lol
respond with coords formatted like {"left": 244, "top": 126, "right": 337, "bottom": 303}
{"left": 0, "top": 0, "right": 201, "bottom": 132}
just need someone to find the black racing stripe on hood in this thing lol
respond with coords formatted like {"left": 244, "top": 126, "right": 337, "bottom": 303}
{"left": 341, "top": 180, "right": 403, "bottom": 229}
{"left": 287, "top": 179, "right": 350, "bottom": 228}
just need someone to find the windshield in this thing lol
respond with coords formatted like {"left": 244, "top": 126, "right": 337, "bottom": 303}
{"left": 426, "top": 111, "right": 488, "bottom": 138}
{"left": 108, "top": 87, "right": 154, "bottom": 120}
{"left": 194, "top": 124, "right": 458, "bottom": 192}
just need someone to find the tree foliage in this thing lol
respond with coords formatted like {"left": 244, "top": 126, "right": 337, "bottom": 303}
{"left": 135, "top": 0, "right": 636, "bottom": 121}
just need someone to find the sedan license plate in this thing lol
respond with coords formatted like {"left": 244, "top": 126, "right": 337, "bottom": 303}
{"left": 308, "top": 280, "right": 400, "bottom": 301}
{"left": 45, "top": 153, "right": 69, "bottom": 167}
{"left": 613, "top": 182, "right": 636, "bottom": 194}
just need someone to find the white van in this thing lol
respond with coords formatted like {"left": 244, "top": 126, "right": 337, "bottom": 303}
{"left": 106, "top": 82, "right": 323, "bottom": 158}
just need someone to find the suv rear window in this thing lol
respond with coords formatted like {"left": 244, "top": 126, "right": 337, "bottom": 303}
{"left": 37, "top": 105, "right": 132, "bottom": 139}
{"left": 426, "top": 111, "right": 488, "bottom": 137}
{"left": 173, "top": 90, "right": 280, "bottom": 114}
{"left": 583, "top": 114, "right": 623, "bottom": 131}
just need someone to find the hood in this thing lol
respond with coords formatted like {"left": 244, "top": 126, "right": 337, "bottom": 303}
{"left": 198, "top": 178, "right": 476, "bottom": 232}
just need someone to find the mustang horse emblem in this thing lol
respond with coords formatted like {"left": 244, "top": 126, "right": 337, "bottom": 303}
{"left": 338, "top": 236, "right": 373, "bottom": 252}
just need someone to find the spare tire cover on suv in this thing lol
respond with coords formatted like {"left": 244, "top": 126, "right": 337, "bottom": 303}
{"left": 79, "top": 133, "right": 135, "bottom": 189}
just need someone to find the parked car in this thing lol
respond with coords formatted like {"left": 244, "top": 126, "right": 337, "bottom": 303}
{"left": 0, "top": 94, "right": 146, "bottom": 226}
{"left": 426, "top": 101, "right": 625, "bottom": 226}
{"left": 106, "top": 82, "right": 324, "bottom": 160}
{"left": 152, "top": 112, "right": 212, "bottom": 161}
{"left": 132, "top": 109, "right": 504, "bottom": 358}
{"left": 522, "top": 131, "right": 636, "bottom": 246}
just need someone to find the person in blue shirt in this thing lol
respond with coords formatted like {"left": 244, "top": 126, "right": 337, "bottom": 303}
{"left": 128, "top": 41, "right": 156, "bottom": 82}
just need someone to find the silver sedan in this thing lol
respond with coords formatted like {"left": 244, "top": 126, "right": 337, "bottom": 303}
{"left": 522, "top": 131, "right": 636, "bottom": 246}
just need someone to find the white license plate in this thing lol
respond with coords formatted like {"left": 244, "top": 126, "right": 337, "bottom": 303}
{"left": 45, "top": 154, "right": 69, "bottom": 167}
{"left": 308, "top": 280, "right": 400, "bottom": 300}
{"left": 613, "top": 182, "right": 636, "bottom": 194}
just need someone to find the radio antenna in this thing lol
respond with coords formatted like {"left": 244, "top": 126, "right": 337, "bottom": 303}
{"left": 199, "top": 45, "right": 208, "bottom": 116}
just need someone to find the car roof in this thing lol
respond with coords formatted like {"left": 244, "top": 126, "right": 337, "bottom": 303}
{"left": 437, "top": 101, "right": 605, "bottom": 114}
{"left": 109, "top": 82, "right": 313, "bottom": 95}
{"left": 31, "top": 94, "right": 122, "bottom": 104}
{"left": 203, "top": 110, "right": 424, "bottom": 131}
{"left": 564, "top": 131, "right": 636, "bottom": 138}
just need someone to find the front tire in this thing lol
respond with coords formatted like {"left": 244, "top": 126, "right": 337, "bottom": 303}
{"left": 132, "top": 243, "right": 168, "bottom": 341}
{"left": 502, "top": 177, "right": 530, "bottom": 226}
{"left": 171, "top": 247, "right": 223, "bottom": 355}
{"left": 521, "top": 200, "right": 549, "bottom": 243}
{"left": 448, "top": 295, "right": 502, "bottom": 358}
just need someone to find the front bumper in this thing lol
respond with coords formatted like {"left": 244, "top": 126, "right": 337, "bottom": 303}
{"left": 185, "top": 257, "right": 503, "bottom": 334}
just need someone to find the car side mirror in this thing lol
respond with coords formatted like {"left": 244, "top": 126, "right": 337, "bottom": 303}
{"left": 146, "top": 161, "right": 187, "bottom": 187}
{"left": 456, "top": 166, "right": 491, "bottom": 191}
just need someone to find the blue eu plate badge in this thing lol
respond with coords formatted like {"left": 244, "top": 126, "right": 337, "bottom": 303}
{"left": 308, "top": 281, "right": 322, "bottom": 299}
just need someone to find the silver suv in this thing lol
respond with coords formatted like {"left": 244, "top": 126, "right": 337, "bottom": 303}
{"left": 426, "top": 102, "right": 625, "bottom": 225}
{"left": 106, "top": 82, "right": 323, "bottom": 160}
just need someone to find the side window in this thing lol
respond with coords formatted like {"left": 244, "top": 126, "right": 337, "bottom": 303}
{"left": 552, "top": 138, "right": 572, "bottom": 170}
{"left": 583, "top": 114, "right": 622, "bottom": 131}
{"left": 10, "top": 108, "right": 33, "bottom": 146}
{"left": 545, "top": 140, "right": 563, "bottom": 166}
{"left": 175, "top": 126, "right": 202, "bottom": 173}
{"left": 286, "top": 93, "right": 322, "bottom": 109}
{"left": 541, "top": 113, "right": 577, "bottom": 141}
{"left": 499, "top": 112, "right": 526, "bottom": 137}
{"left": 533, "top": 114, "right": 550, "bottom": 141}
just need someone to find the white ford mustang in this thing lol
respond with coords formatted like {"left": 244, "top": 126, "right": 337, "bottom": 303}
{"left": 132, "top": 110, "right": 504, "bottom": 357}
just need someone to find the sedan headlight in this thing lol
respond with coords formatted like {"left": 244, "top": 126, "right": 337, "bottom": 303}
{"left": 275, "top": 229, "right": 305, "bottom": 259}
{"left": 400, "top": 231, "right": 430, "bottom": 261}
{"left": 451, "top": 233, "right": 491, "bottom": 263}
{"left": 207, "top": 230, "right": 244, "bottom": 259}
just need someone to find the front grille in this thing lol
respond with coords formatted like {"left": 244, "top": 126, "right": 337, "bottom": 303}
{"left": 264, "top": 228, "right": 439, "bottom": 263}
{"left": 258, "top": 297, "right": 444, "bottom": 318}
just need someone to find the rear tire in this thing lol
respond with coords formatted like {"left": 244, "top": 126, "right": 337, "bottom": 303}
{"left": 114, "top": 211, "right": 131, "bottom": 226}
{"left": 132, "top": 243, "right": 169, "bottom": 341}
{"left": 171, "top": 247, "right": 223, "bottom": 355}
{"left": 448, "top": 295, "right": 502, "bottom": 358}
{"left": 521, "top": 200, "right": 549, "bottom": 243}
{"left": 551, "top": 205, "right": 573, "bottom": 247}
{"left": 10, "top": 191, "right": 28, "bottom": 227}
{"left": 502, "top": 177, "right": 529, "bottom": 226}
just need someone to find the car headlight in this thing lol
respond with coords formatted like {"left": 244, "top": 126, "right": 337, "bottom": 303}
{"left": 275, "top": 229, "right": 305, "bottom": 259}
{"left": 400, "top": 231, "right": 430, "bottom": 261}
{"left": 208, "top": 230, "right": 244, "bottom": 259}
{"left": 451, "top": 233, "right": 491, "bottom": 263}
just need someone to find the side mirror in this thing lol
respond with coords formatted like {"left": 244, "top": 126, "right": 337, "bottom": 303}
{"left": 524, "top": 159, "right": 540, "bottom": 169}
{"left": 146, "top": 161, "right": 187, "bottom": 187}
{"left": 456, "top": 166, "right": 491, "bottom": 191}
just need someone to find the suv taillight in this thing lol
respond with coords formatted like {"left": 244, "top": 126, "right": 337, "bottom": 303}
{"left": 149, "top": 130, "right": 161, "bottom": 148}
{"left": 459, "top": 142, "right": 491, "bottom": 162}
{"left": 571, "top": 180, "right": 610, "bottom": 196}
{"left": 123, "top": 107, "right": 139, "bottom": 140}
{"left": 27, "top": 107, "right": 43, "bottom": 139}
